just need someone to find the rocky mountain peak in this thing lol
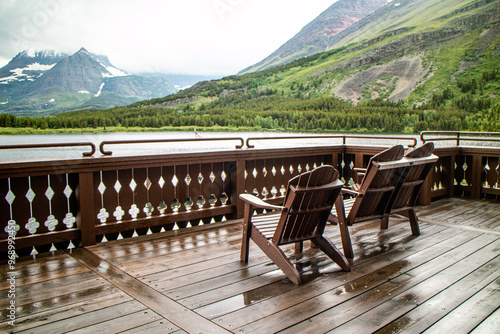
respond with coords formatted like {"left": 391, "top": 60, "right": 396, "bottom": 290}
{"left": 240, "top": 0, "right": 389, "bottom": 74}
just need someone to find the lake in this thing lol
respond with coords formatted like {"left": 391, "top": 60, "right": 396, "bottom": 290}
{"left": 0, "top": 131, "right": 420, "bottom": 162}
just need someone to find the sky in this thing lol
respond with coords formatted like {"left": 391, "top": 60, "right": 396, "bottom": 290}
{"left": 0, "top": 0, "right": 336, "bottom": 77}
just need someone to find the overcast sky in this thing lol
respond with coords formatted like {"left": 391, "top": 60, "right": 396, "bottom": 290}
{"left": 0, "top": 0, "right": 336, "bottom": 76}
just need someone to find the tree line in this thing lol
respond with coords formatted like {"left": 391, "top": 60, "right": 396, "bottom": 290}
{"left": 1, "top": 94, "right": 497, "bottom": 133}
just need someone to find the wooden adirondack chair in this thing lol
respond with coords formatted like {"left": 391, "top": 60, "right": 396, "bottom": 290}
{"left": 330, "top": 145, "right": 406, "bottom": 258}
{"left": 383, "top": 142, "right": 438, "bottom": 234}
{"left": 239, "top": 165, "right": 350, "bottom": 285}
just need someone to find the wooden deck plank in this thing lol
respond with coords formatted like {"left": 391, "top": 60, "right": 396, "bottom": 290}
{"left": 0, "top": 270, "right": 106, "bottom": 312}
{"left": 420, "top": 279, "right": 500, "bottom": 333}
{"left": 210, "top": 224, "right": 456, "bottom": 327}
{"left": 230, "top": 231, "right": 494, "bottom": 333}
{"left": 88, "top": 223, "right": 242, "bottom": 261}
{"left": 67, "top": 309, "right": 163, "bottom": 334}
{"left": 100, "top": 227, "right": 244, "bottom": 277}
{"left": 70, "top": 248, "right": 231, "bottom": 334}
{"left": 2, "top": 198, "right": 498, "bottom": 334}
{"left": 118, "top": 320, "right": 185, "bottom": 334}
{"left": 0, "top": 291, "right": 133, "bottom": 333}
{"left": 373, "top": 259, "right": 500, "bottom": 333}
{"left": 469, "top": 307, "right": 500, "bottom": 334}
{"left": 196, "top": 224, "right": 448, "bottom": 321}
{"left": 325, "top": 239, "right": 500, "bottom": 333}
{"left": 173, "top": 221, "right": 437, "bottom": 310}
{"left": 14, "top": 301, "right": 152, "bottom": 334}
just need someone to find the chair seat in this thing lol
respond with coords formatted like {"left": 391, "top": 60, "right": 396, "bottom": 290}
{"left": 251, "top": 212, "right": 281, "bottom": 239}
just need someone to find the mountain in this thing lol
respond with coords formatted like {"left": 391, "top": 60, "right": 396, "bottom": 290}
{"left": 5, "top": 0, "right": 500, "bottom": 134}
{"left": 100, "top": 0, "right": 498, "bottom": 133}
{"left": 240, "top": 0, "right": 389, "bottom": 74}
{"left": 0, "top": 48, "right": 178, "bottom": 115}
{"left": 140, "top": 0, "right": 500, "bottom": 105}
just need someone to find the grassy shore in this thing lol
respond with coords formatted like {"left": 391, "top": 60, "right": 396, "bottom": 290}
{"left": 0, "top": 126, "right": 403, "bottom": 135}
{"left": 0, "top": 126, "right": 267, "bottom": 135}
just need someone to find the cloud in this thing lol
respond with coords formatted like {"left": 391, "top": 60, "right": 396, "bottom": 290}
{"left": 0, "top": 0, "right": 335, "bottom": 76}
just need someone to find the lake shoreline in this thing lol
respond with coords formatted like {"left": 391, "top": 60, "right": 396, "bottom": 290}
{"left": 0, "top": 125, "right": 410, "bottom": 136}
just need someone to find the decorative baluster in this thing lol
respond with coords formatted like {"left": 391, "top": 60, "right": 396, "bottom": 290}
{"left": 171, "top": 166, "right": 180, "bottom": 212}
{"left": 270, "top": 164, "right": 278, "bottom": 198}
{"left": 97, "top": 171, "right": 109, "bottom": 223}
{"left": 157, "top": 166, "right": 167, "bottom": 214}
{"left": 484, "top": 157, "right": 490, "bottom": 188}
{"left": 113, "top": 170, "right": 125, "bottom": 221}
{"left": 4, "top": 178, "right": 20, "bottom": 237}
{"left": 128, "top": 169, "right": 139, "bottom": 219}
{"left": 209, "top": 169, "right": 217, "bottom": 207}
{"left": 462, "top": 161, "right": 469, "bottom": 186}
{"left": 25, "top": 177, "right": 40, "bottom": 234}
{"left": 261, "top": 162, "right": 268, "bottom": 198}
{"left": 63, "top": 174, "right": 76, "bottom": 228}
{"left": 44, "top": 175, "right": 58, "bottom": 231}
{"left": 496, "top": 161, "right": 500, "bottom": 189}
{"left": 196, "top": 164, "right": 205, "bottom": 209}
{"left": 184, "top": 165, "right": 193, "bottom": 211}
{"left": 220, "top": 162, "right": 228, "bottom": 205}
{"left": 143, "top": 168, "right": 154, "bottom": 217}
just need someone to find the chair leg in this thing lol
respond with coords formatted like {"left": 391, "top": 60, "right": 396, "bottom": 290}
{"left": 337, "top": 219, "right": 354, "bottom": 259}
{"left": 240, "top": 223, "right": 251, "bottom": 263}
{"left": 294, "top": 241, "right": 303, "bottom": 253}
{"left": 262, "top": 241, "right": 302, "bottom": 285}
{"left": 334, "top": 196, "right": 354, "bottom": 258}
{"left": 408, "top": 209, "right": 420, "bottom": 236}
{"left": 380, "top": 214, "right": 389, "bottom": 229}
{"left": 313, "top": 237, "right": 350, "bottom": 272}
{"left": 240, "top": 205, "right": 253, "bottom": 263}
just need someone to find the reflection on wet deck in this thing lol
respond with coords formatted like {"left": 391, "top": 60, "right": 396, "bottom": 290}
{"left": 2, "top": 198, "right": 499, "bottom": 333}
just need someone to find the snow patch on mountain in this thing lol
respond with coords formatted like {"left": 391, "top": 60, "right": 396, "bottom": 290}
{"left": 24, "top": 49, "right": 65, "bottom": 58}
{"left": 0, "top": 62, "right": 56, "bottom": 83}
{"left": 95, "top": 82, "right": 105, "bottom": 97}
{"left": 102, "top": 65, "right": 129, "bottom": 77}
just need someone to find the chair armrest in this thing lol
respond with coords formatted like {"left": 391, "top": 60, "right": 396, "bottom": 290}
{"left": 340, "top": 188, "right": 360, "bottom": 197}
{"left": 239, "top": 194, "right": 284, "bottom": 211}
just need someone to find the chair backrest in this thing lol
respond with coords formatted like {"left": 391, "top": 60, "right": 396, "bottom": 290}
{"left": 389, "top": 142, "right": 438, "bottom": 213}
{"left": 273, "top": 165, "right": 343, "bottom": 245}
{"left": 348, "top": 145, "right": 406, "bottom": 223}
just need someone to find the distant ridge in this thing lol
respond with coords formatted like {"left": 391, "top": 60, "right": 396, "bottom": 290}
{"left": 0, "top": 47, "right": 178, "bottom": 115}
{"left": 240, "top": 0, "right": 388, "bottom": 74}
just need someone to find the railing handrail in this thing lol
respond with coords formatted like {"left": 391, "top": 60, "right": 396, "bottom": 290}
{"left": 421, "top": 131, "right": 500, "bottom": 145}
{"left": 0, "top": 142, "right": 96, "bottom": 157}
{"left": 99, "top": 137, "right": 245, "bottom": 155}
{"left": 246, "top": 134, "right": 417, "bottom": 148}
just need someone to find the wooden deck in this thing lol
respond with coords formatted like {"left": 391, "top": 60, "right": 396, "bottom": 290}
{"left": 2, "top": 198, "right": 499, "bottom": 334}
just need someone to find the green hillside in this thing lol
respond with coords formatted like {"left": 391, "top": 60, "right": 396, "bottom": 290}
{"left": 2, "top": 0, "right": 500, "bottom": 133}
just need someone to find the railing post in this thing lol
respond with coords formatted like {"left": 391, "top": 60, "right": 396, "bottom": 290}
{"left": 449, "top": 154, "right": 457, "bottom": 198}
{"left": 354, "top": 153, "right": 364, "bottom": 169}
{"left": 234, "top": 159, "right": 246, "bottom": 219}
{"left": 78, "top": 172, "right": 96, "bottom": 246}
{"left": 419, "top": 174, "right": 433, "bottom": 206}
{"left": 471, "top": 154, "right": 482, "bottom": 199}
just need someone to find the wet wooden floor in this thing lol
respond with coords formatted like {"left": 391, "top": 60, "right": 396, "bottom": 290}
{"left": 1, "top": 198, "right": 499, "bottom": 333}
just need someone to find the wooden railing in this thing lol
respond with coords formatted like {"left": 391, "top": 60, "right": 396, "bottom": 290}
{"left": 1, "top": 134, "right": 499, "bottom": 258}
